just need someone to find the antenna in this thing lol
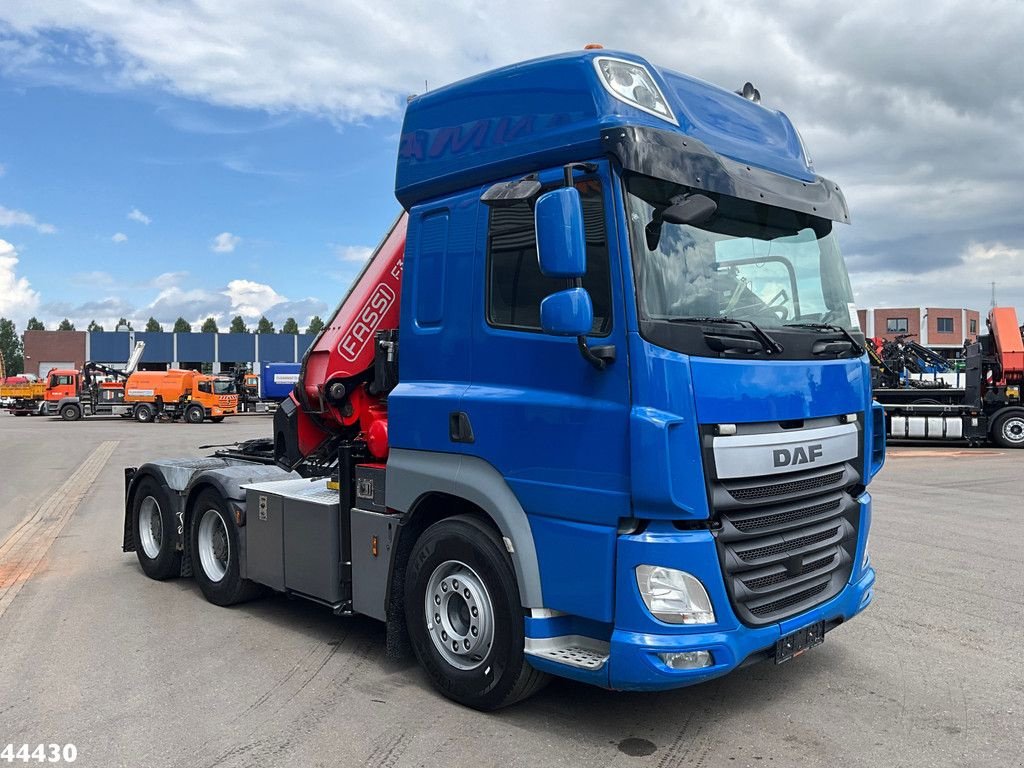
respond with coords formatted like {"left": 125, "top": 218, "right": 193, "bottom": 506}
{"left": 991, "top": 281, "right": 997, "bottom": 310}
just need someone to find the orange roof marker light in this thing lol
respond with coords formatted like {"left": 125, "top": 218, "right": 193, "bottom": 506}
{"left": 584, "top": 43, "right": 604, "bottom": 49}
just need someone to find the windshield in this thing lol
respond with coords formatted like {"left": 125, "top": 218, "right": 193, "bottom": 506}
{"left": 212, "top": 379, "right": 236, "bottom": 395}
{"left": 626, "top": 175, "right": 857, "bottom": 330}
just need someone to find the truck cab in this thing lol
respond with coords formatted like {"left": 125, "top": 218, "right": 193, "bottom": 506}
{"left": 123, "top": 49, "right": 882, "bottom": 710}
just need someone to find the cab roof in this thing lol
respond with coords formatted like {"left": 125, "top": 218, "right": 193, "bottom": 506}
{"left": 395, "top": 49, "right": 818, "bottom": 209}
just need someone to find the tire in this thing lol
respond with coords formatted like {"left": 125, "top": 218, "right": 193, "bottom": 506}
{"left": 60, "top": 404, "right": 81, "bottom": 421}
{"left": 210, "top": 416, "right": 225, "bottom": 423}
{"left": 189, "top": 489, "right": 262, "bottom": 606}
{"left": 991, "top": 412, "right": 1024, "bottom": 448}
{"left": 131, "top": 476, "right": 182, "bottom": 580}
{"left": 135, "top": 404, "right": 154, "bottom": 423}
{"left": 405, "top": 515, "right": 548, "bottom": 710}
{"left": 185, "top": 405, "right": 205, "bottom": 424}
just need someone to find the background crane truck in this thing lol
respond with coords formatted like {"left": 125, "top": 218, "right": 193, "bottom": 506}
{"left": 875, "top": 306, "right": 1024, "bottom": 447}
{"left": 47, "top": 341, "right": 146, "bottom": 421}
{"left": 121, "top": 49, "right": 882, "bottom": 709}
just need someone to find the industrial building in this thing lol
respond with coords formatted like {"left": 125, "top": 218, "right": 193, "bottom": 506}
{"left": 22, "top": 330, "right": 317, "bottom": 378}
{"left": 856, "top": 307, "right": 981, "bottom": 357}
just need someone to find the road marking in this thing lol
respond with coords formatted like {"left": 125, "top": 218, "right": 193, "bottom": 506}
{"left": 0, "top": 440, "right": 118, "bottom": 620}
{"left": 889, "top": 449, "right": 1004, "bottom": 458}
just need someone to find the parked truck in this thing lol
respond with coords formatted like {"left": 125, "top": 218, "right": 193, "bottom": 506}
{"left": 232, "top": 362, "right": 301, "bottom": 412}
{"left": 121, "top": 49, "right": 881, "bottom": 709}
{"left": 875, "top": 306, "right": 1024, "bottom": 447}
{"left": 2, "top": 378, "right": 47, "bottom": 416}
{"left": 47, "top": 342, "right": 145, "bottom": 420}
{"left": 124, "top": 369, "right": 238, "bottom": 423}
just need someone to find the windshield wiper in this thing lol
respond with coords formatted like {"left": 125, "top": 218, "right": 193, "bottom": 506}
{"left": 784, "top": 322, "right": 864, "bottom": 355}
{"left": 669, "top": 316, "right": 784, "bottom": 354}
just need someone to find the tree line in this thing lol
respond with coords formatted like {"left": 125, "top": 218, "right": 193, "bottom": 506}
{"left": 0, "top": 315, "right": 327, "bottom": 376}
{"left": 19, "top": 315, "right": 326, "bottom": 335}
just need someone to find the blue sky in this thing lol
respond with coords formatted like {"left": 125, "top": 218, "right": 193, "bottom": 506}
{"left": 0, "top": 2, "right": 1022, "bottom": 330}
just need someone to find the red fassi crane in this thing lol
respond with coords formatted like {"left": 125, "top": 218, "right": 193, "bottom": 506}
{"left": 987, "top": 306, "right": 1024, "bottom": 386}
{"left": 278, "top": 214, "right": 407, "bottom": 467}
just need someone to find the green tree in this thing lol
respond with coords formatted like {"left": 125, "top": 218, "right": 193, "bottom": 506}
{"left": 306, "top": 315, "right": 325, "bottom": 335}
{"left": 57, "top": 318, "right": 76, "bottom": 331}
{"left": 229, "top": 315, "right": 249, "bottom": 333}
{"left": 115, "top": 317, "right": 133, "bottom": 331}
{"left": 0, "top": 318, "right": 24, "bottom": 375}
{"left": 255, "top": 315, "right": 275, "bottom": 334}
{"left": 280, "top": 317, "right": 299, "bottom": 334}
{"left": 200, "top": 317, "right": 219, "bottom": 333}
{"left": 87, "top": 320, "right": 104, "bottom": 332}
{"left": 145, "top": 317, "right": 163, "bottom": 332}
{"left": 172, "top": 317, "right": 192, "bottom": 333}
{"left": 26, "top": 317, "right": 45, "bottom": 331}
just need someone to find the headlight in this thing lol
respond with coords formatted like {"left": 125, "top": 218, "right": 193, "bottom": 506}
{"left": 635, "top": 565, "right": 715, "bottom": 625}
{"left": 593, "top": 56, "right": 677, "bottom": 125}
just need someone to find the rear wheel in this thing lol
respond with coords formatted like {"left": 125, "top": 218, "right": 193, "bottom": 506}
{"left": 185, "top": 405, "right": 205, "bottom": 424}
{"left": 131, "top": 477, "right": 181, "bottom": 579}
{"left": 405, "top": 515, "right": 548, "bottom": 710}
{"left": 135, "top": 404, "right": 154, "bottom": 423}
{"left": 190, "top": 489, "right": 262, "bottom": 606}
{"left": 60, "top": 404, "right": 81, "bottom": 421}
{"left": 992, "top": 412, "right": 1024, "bottom": 448}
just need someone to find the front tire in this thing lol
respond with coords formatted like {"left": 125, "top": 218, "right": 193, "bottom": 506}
{"left": 405, "top": 515, "right": 548, "bottom": 710}
{"left": 992, "top": 411, "right": 1024, "bottom": 448}
{"left": 60, "top": 404, "right": 81, "bottom": 421}
{"left": 190, "top": 490, "right": 262, "bottom": 606}
{"left": 185, "top": 405, "right": 205, "bottom": 424}
{"left": 131, "top": 477, "right": 181, "bottom": 579}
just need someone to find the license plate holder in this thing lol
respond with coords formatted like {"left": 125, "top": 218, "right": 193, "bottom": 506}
{"left": 774, "top": 620, "right": 825, "bottom": 664}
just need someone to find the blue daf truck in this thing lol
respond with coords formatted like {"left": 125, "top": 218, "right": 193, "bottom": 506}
{"left": 122, "top": 48, "right": 883, "bottom": 710}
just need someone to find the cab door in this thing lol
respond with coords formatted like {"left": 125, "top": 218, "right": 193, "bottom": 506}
{"left": 460, "top": 160, "right": 631, "bottom": 622}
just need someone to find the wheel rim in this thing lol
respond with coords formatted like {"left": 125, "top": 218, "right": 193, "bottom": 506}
{"left": 138, "top": 496, "right": 163, "bottom": 559}
{"left": 197, "top": 509, "right": 229, "bottom": 582}
{"left": 188, "top": 409, "right": 201, "bottom": 423}
{"left": 1002, "top": 417, "right": 1024, "bottom": 444}
{"left": 424, "top": 560, "right": 495, "bottom": 671}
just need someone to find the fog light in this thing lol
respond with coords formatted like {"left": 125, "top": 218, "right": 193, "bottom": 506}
{"left": 658, "top": 650, "right": 713, "bottom": 670}
{"left": 635, "top": 565, "right": 715, "bottom": 624}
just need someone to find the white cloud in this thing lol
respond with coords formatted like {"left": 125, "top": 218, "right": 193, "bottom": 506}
{"left": 112, "top": 231, "right": 127, "bottom": 242}
{"left": 211, "top": 231, "right": 241, "bottom": 253}
{"left": 0, "top": 204, "right": 56, "bottom": 234}
{"left": 224, "top": 278, "right": 284, "bottom": 316}
{"left": 127, "top": 207, "right": 151, "bottom": 225}
{"left": 336, "top": 245, "right": 372, "bottom": 263}
{"left": 0, "top": 239, "right": 41, "bottom": 323}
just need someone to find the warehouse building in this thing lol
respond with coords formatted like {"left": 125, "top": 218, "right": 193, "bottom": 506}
{"left": 22, "top": 330, "right": 317, "bottom": 378}
{"left": 856, "top": 307, "right": 981, "bottom": 357}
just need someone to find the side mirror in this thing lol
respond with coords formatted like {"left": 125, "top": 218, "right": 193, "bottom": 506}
{"left": 541, "top": 287, "right": 593, "bottom": 337}
{"left": 535, "top": 187, "right": 586, "bottom": 278}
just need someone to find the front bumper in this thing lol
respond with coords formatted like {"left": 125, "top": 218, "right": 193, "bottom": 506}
{"left": 526, "top": 494, "right": 874, "bottom": 691}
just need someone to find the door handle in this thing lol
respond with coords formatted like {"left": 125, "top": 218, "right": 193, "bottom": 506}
{"left": 449, "top": 411, "right": 475, "bottom": 443}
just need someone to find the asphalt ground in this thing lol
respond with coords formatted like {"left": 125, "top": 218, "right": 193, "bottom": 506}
{"left": 0, "top": 414, "right": 1021, "bottom": 768}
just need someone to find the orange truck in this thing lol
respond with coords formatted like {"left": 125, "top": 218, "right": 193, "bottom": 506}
{"left": 124, "top": 369, "right": 238, "bottom": 423}
{"left": 46, "top": 341, "right": 146, "bottom": 421}
{"left": 1, "top": 378, "right": 48, "bottom": 416}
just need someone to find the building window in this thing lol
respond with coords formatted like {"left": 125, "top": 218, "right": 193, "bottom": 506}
{"left": 886, "top": 317, "right": 908, "bottom": 333}
{"left": 937, "top": 317, "right": 954, "bottom": 333}
{"left": 487, "top": 179, "right": 612, "bottom": 334}
{"left": 970, "top": 319, "right": 977, "bottom": 334}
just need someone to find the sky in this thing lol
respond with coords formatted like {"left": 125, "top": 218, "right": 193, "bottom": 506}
{"left": 0, "top": 1, "right": 1023, "bottom": 332}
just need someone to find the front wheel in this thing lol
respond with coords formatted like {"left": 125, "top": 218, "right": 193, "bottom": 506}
{"left": 190, "top": 490, "right": 262, "bottom": 606}
{"left": 60, "top": 404, "right": 81, "bottom": 421}
{"left": 992, "top": 412, "right": 1024, "bottom": 448}
{"left": 405, "top": 515, "right": 548, "bottom": 710}
{"left": 184, "top": 405, "right": 205, "bottom": 424}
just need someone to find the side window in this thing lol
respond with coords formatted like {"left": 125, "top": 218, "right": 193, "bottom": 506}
{"left": 486, "top": 178, "right": 612, "bottom": 335}
{"left": 198, "top": 381, "right": 211, "bottom": 394}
